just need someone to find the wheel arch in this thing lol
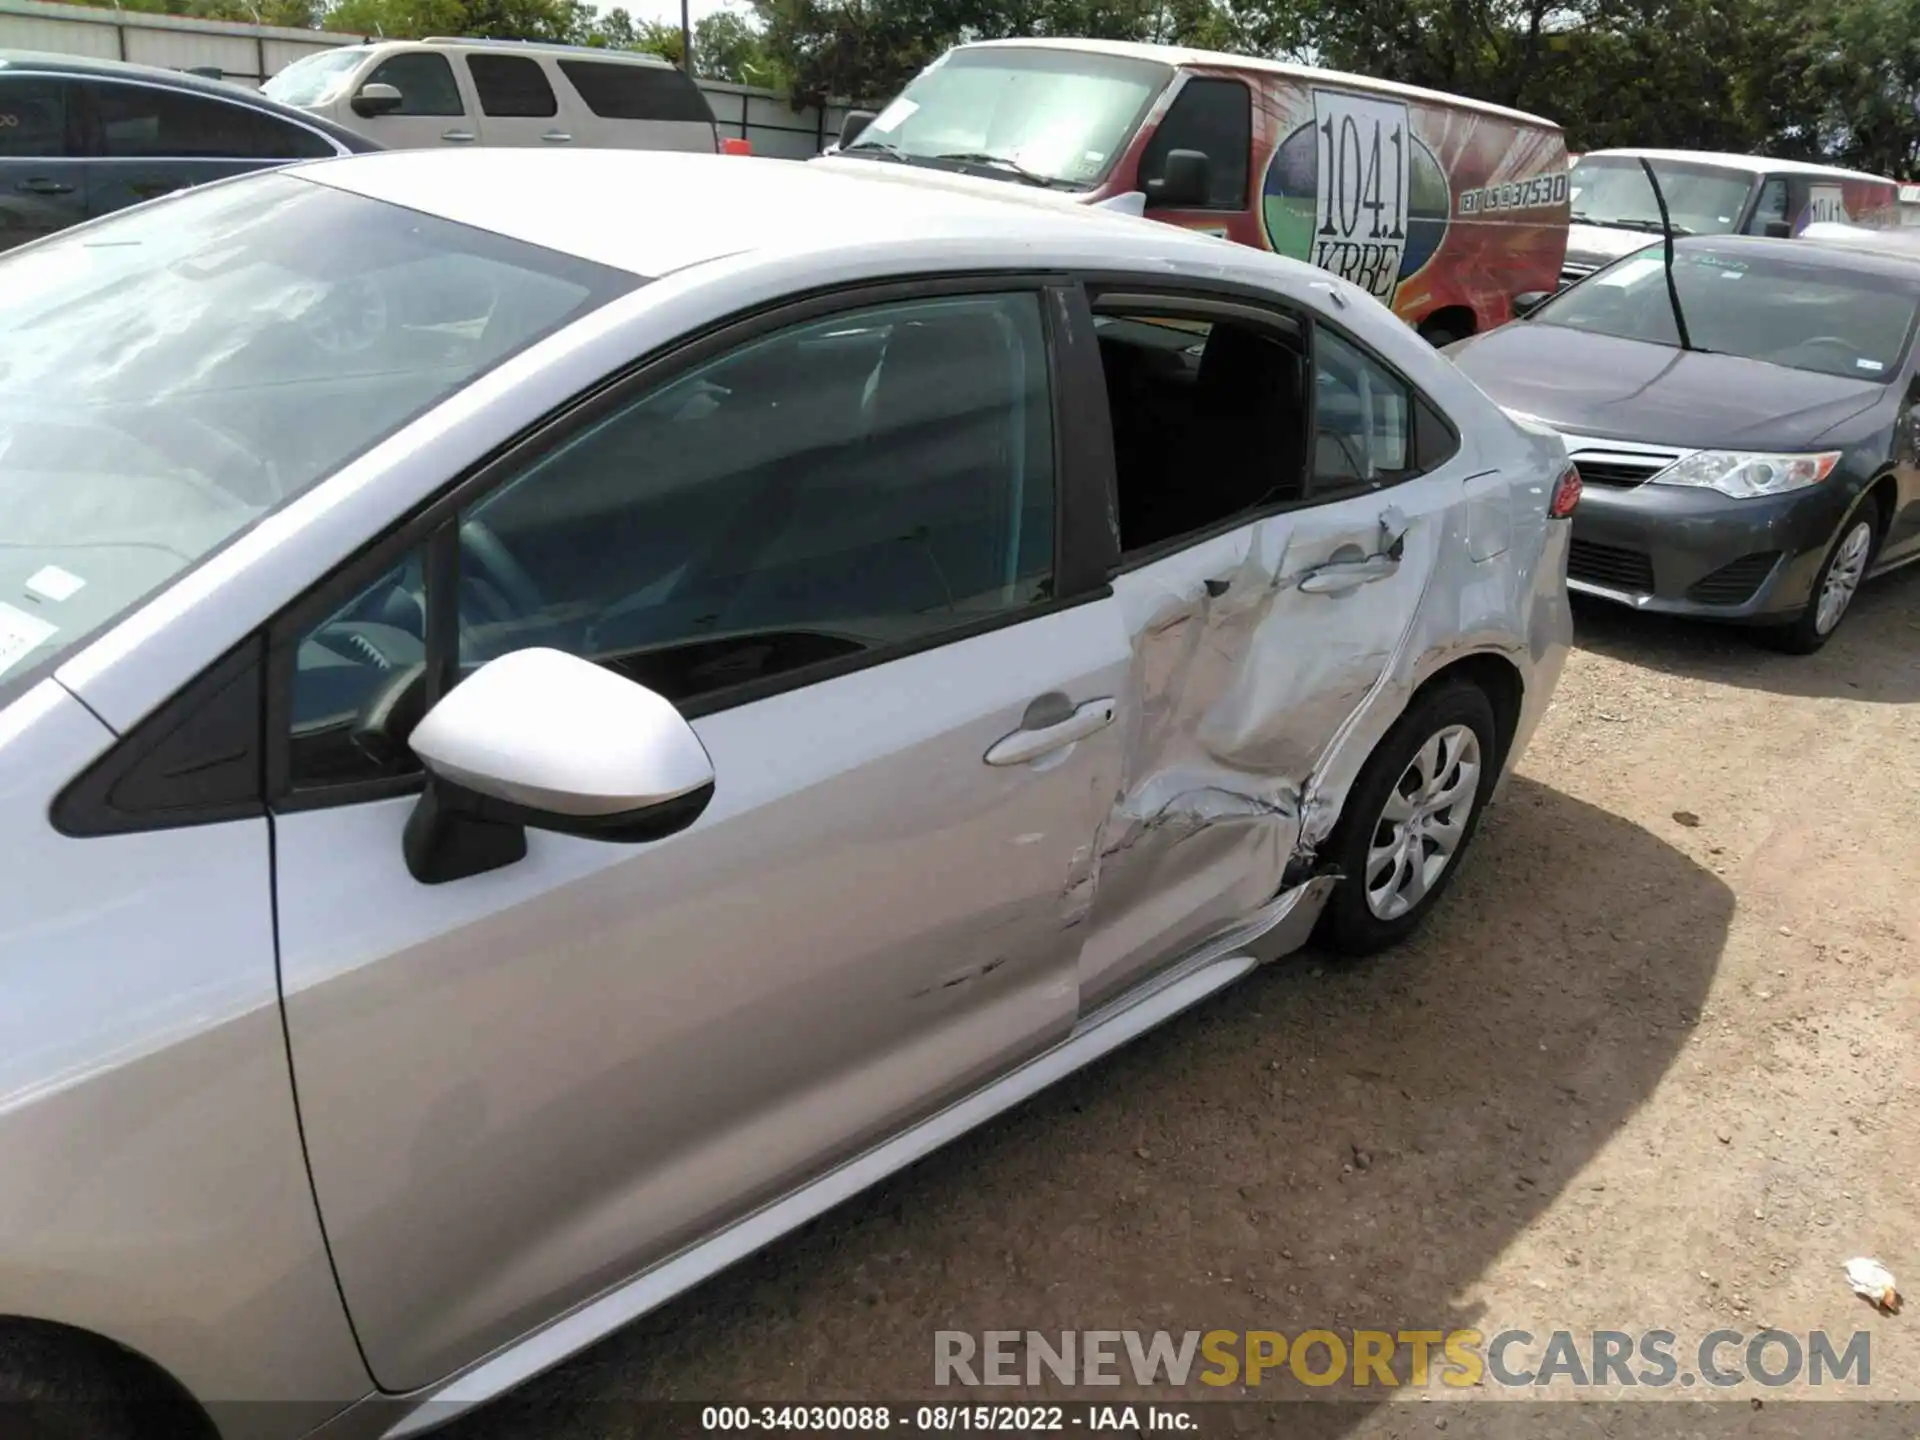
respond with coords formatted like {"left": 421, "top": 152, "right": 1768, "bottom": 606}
{"left": 0, "top": 1314, "right": 217, "bottom": 1438}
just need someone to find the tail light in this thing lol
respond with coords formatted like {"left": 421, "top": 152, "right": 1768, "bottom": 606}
{"left": 1549, "top": 462, "right": 1582, "bottom": 519}
{"left": 721, "top": 137, "right": 753, "bottom": 156}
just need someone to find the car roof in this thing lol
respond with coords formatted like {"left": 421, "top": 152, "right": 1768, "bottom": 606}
{"left": 340, "top": 36, "right": 678, "bottom": 68}
{"left": 954, "top": 37, "right": 1560, "bottom": 130}
{"left": 1582, "top": 148, "right": 1893, "bottom": 185}
{"left": 1676, "top": 231, "right": 1920, "bottom": 279}
{"left": 301, "top": 147, "right": 1254, "bottom": 279}
{"left": 0, "top": 48, "right": 378, "bottom": 149}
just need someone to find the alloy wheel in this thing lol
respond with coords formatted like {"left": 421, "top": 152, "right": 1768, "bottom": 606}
{"left": 1364, "top": 723, "right": 1483, "bottom": 922}
{"left": 1815, "top": 519, "right": 1873, "bottom": 637}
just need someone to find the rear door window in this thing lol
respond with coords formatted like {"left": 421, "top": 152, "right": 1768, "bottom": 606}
{"left": 0, "top": 75, "right": 80, "bottom": 157}
{"left": 365, "top": 52, "right": 465, "bottom": 117}
{"left": 88, "top": 82, "right": 335, "bottom": 160}
{"left": 466, "top": 54, "right": 558, "bottom": 118}
{"left": 557, "top": 60, "right": 713, "bottom": 123}
{"left": 1137, "top": 77, "right": 1251, "bottom": 209}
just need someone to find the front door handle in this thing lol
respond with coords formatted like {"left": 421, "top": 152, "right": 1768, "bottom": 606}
{"left": 985, "top": 697, "right": 1116, "bottom": 767}
{"left": 541, "top": 130, "right": 572, "bottom": 143}
{"left": 1298, "top": 554, "right": 1400, "bottom": 595}
{"left": 441, "top": 129, "right": 477, "bottom": 143}
{"left": 16, "top": 178, "right": 73, "bottom": 195}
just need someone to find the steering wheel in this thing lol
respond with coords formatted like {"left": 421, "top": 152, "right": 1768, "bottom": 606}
{"left": 301, "top": 274, "right": 392, "bottom": 357}
{"left": 1792, "top": 335, "right": 1867, "bottom": 365}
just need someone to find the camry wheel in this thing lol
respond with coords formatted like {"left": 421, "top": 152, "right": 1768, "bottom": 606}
{"left": 1314, "top": 680, "right": 1500, "bottom": 957}
{"left": 1760, "top": 509, "right": 1878, "bottom": 655}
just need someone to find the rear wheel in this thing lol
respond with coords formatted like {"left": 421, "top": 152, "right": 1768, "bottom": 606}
{"left": 1758, "top": 509, "right": 1877, "bottom": 655}
{"left": 1313, "top": 680, "right": 1500, "bottom": 957}
{"left": 0, "top": 1326, "right": 204, "bottom": 1440}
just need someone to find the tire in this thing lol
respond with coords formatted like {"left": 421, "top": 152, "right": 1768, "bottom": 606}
{"left": 1312, "top": 680, "right": 1501, "bottom": 957}
{"left": 0, "top": 1326, "right": 199, "bottom": 1440}
{"left": 1757, "top": 506, "right": 1879, "bottom": 655}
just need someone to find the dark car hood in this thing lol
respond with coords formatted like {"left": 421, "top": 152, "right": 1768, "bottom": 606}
{"left": 1447, "top": 323, "right": 1888, "bottom": 449}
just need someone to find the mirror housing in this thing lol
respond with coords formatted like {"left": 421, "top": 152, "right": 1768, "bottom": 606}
{"left": 838, "top": 109, "right": 878, "bottom": 150}
{"left": 402, "top": 648, "right": 715, "bottom": 885}
{"left": 352, "top": 82, "right": 405, "bottom": 118}
{"left": 1145, "top": 148, "right": 1211, "bottom": 209}
{"left": 1764, "top": 219, "right": 1793, "bottom": 239}
{"left": 1512, "top": 289, "right": 1552, "bottom": 317}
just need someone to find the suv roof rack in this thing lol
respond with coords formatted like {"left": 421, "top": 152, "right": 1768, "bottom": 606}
{"left": 417, "top": 36, "right": 674, "bottom": 65}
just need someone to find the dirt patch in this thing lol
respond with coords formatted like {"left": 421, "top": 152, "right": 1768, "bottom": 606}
{"left": 449, "top": 568, "right": 1920, "bottom": 1435}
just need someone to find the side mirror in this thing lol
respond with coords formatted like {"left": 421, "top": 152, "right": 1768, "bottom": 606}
{"left": 1512, "top": 290, "right": 1552, "bottom": 317}
{"left": 839, "top": 109, "right": 878, "bottom": 150}
{"left": 1144, "top": 148, "right": 1211, "bottom": 209}
{"left": 1764, "top": 219, "right": 1793, "bottom": 239}
{"left": 402, "top": 647, "right": 715, "bottom": 885}
{"left": 351, "top": 82, "right": 405, "bottom": 118}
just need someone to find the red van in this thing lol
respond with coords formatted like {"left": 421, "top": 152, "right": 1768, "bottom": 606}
{"left": 830, "top": 38, "right": 1571, "bottom": 345}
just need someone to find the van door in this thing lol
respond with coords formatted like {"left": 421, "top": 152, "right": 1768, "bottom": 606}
{"left": 1745, "top": 175, "right": 1790, "bottom": 235}
{"left": 1134, "top": 73, "right": 1255, "bottom": 245}
{"left": 0, "top": 73, "right": 88, "bottom": 251}
{"left": 465, "top": 53, "right": 575, "bottom": 148}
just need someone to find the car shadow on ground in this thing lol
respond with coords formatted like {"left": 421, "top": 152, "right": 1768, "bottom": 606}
{"left": 444, "top": 777, "right": 1732, "bottom": 1439}
{"left": 1571, "top": 560, "right": 1920, "bottom": 703}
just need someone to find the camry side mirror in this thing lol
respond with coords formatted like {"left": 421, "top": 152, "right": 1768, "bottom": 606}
{"left": 403, "top": 647, "right": 715, "bottom": 885}
{"left": 1145, "top": 148, "right": 1211, "bottom": 209}
{"left": 1513, "top": 290, "right": 1552, "bottom": 317}
{"left": 839, "top": 109, "right": 878, "bottom": 150}
{"left": 352, "top": 82, "right": 405, "bottom": 118}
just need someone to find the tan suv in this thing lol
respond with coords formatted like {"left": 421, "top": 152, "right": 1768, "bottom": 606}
{"left": 262, "top": 36, "right": 719, "bottom": 153}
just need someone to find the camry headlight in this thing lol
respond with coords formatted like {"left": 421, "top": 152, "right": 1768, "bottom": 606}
{"left": 1650, "top": 450, "right": 1841, "bottom": 499}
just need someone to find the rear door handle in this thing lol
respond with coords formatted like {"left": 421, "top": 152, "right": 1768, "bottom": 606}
{"left": 541, "top": 130, "right": 572, "bottom": 143}
{"left": 984, "top": 697, "right": 1116, "bottom": 767}
{"left": 441, "top": 129, "right": 477, "bottom": 143}
{"left": 1298, "top": 554, "right": 1400, "bottom": 594}
{"left": 16, "top": 178, "right": 73, "bottom": 195}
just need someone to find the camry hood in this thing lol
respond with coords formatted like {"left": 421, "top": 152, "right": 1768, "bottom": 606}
{"left": 1563, "top": 223, "right": 1661, "bottom": 273}
{"left": 1447, "top": 323, "right": 1888, "bottom": 450}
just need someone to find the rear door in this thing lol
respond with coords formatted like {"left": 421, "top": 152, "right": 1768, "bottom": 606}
{"left": 79, "top": 79, "right": 337, "bottom": 219}
{"left": 465, "top": 53, "right": 574, "bottom": 148}
{"left": 0, "top": 73, "right": 88, "bottom": 250}
{"left": 1069, "top": 284, "right": 1468, "bottom": 1010}
{"left": 555, "top": 56, "right": 719, "bottom": 153}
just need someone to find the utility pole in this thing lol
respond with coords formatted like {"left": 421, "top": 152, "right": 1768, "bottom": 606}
{"left": 681, "top": 0, "right": 692, "bottom": 75}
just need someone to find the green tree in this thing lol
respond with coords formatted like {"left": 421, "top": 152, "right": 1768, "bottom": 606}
{"left": 696, "top": 10, "right": 781, "bottom": 84}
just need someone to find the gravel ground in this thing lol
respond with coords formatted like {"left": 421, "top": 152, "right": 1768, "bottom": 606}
{"left": 447, "top": 567, "right": 1920, "bottom": 1436}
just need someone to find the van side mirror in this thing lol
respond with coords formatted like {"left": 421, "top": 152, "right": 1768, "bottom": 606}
{"left": 1513, "top": 290, "right": 1552, "bottom": 317}
{"left": 839, "top": 109, "right": 878, "bottom": 150}
{"left": 1145, "top": 148, "right": 1211, "bottom": 209}
{"left": 1764, "top": 219, "right": 1793, "bottom": 239}
{"left": 352, "top": 82, "right": 405, "bottom": 118}
{"left": 402, "top": 648, "right": 715, "bottom": 885}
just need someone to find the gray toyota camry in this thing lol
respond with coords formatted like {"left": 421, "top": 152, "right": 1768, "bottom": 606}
{"left": 1449, "top": 234, "right": 1920, "bottom": 650}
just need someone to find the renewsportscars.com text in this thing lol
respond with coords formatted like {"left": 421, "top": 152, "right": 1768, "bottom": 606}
{"left": 933, "top": 1328, "right": 1872, "bottom": 1391}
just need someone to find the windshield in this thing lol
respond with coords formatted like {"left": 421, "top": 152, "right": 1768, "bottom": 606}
{"left": 262, "top": 48, "right": 367, "bottom": 108}
{"left": 0, "top": 172, "right": 635, "bottom": 704}
{"left": 1531, "top": 243, "right": 1918, "bottom": 380}
{"left": 1569, "top": 157, "right": 1756, "bottom": 236}
{"left": 845, "top": 45, "right": 1171, "bottom": 189}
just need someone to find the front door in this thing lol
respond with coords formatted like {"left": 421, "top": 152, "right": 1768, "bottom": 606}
{"left": 271, "top": 284, "right": 1128, "bottom": 1390}
{"left": 353, "top": 50, "right": 483, "bottom": 149}
{"left": 0, "top": 74, "right": 88, "bottom": 251}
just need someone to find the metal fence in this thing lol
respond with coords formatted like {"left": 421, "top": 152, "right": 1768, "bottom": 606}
{"left": 0, "top": 0, "right": 859, "bottom": 156}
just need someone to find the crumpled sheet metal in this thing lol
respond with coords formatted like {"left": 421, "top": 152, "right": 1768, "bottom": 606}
{"left": 1072, "top": 520, "right": 1421, "bottom": 1002}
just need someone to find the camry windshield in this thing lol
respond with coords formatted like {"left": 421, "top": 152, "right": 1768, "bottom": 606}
{"left": 261, "top": 47, "right": 367, "bottom": 107}
{"left": 0, "top": 172, "right": 634, "bottom": 703}
{"left": 1531, "top": 244, "right": 1919, "bottom": 380}
{"left": 844, "top": 46, "right": 1171, "bottom": 189}
{"left": 1570, "top": 157, "right": 1756, "bottom": 236}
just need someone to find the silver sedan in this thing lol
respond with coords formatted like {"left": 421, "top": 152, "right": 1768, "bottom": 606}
{"left": 0, "top": 148, "right": 1574, "bottom": 1439}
